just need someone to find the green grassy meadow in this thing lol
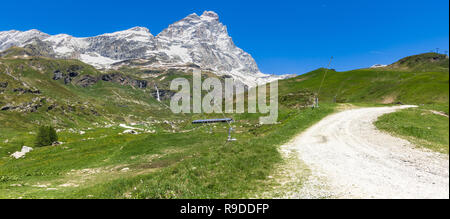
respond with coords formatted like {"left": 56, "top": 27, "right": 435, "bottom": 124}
{"left": 0, "top": 52, "right": 448, "bottom": 198}
{"left": 0, "top": 103, "right": 335, "bottom": 198}
{"left": 375, "top": 103, "right": 449, "bottom": 154}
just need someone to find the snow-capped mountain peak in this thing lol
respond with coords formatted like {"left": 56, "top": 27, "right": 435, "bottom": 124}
{"left": 0, "top": 11, "right": 292, "bottom": 86}
{"left": 201, "top": 11, "right": 220, "bottom": 21}
{"left": 100, "top": 26, "right": 153, "bottom": 40}
{"left": 0, "top": 29, "right": 49, "bottom": 51}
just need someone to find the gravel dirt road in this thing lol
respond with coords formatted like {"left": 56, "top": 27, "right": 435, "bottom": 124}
{"left": 281, "top": 105, "right": 449, "bottom": 199}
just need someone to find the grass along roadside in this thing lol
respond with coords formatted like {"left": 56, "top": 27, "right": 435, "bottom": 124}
{"left": 375, "top": 104, "right": 449, "bottom": 154}
{"left": 73, "top": 104, "right": 336, "bottom": 199}
{"left": 0, "top": 104, "right": 336, "bottom": 198}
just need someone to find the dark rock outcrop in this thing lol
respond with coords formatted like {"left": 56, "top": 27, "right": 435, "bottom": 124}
{"left": 52, "top": 69, "right": 80, "bottom": 84}
{"left": 26, "top": 102, "right": 42, "bottom": 112}
{"left": 75, "top": 75, "right": 98, "bottom": 87}
{"left": 101, "top": 73, "right": 148, "bottom": 88}
{"left": 68, "top": 72, "right": 79, "bottom": 77}
{"left": 12, "top": 88, "right": 41, "bottom": 94}
{"left": 0, "top": 82, "right": 8, "bottom": 88}
{"left": 68, "top": 65, "right": 83, "bottom": 72}
{"left": 134, "top": 80, "right": 147, "bottom": 89}
{"left": 1, "top": 105, "right": 16, "bottom": 111}
{"left": 52, "top": 69, "right": 149, "bottom": 89}
{"left": 0, "top": 102, "right": 42, "bottom": 112}
{"left": 64, "top": 77, "right": 72, "bottom": 84}
{"left": 52, "top": 70, "right": 64, "bottom": 80}
{"left": 47, "top": 104, "right": 56, "bottom": 111}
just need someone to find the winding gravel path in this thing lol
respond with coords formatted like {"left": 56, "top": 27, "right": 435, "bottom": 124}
{"left": 281, "top": 105, "right": 449, "bottom": 199}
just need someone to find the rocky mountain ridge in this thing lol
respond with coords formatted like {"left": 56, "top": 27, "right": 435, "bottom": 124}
{"left": 0, "top": 11, "right": 292, "bottom": 86}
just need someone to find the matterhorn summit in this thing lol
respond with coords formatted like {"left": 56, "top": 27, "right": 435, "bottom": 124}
{"left": 0, "top": 11, "right": 291, "bottom": 86}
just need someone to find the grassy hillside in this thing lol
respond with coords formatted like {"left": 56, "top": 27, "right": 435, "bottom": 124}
{"left": 279, "top": 53, "right": 449, "bottom": 104}
{"left": 0, "top": 56, "right": 198, "bottom": 130}
{"left": 0, "top": 52, "right": 334, "bottom": 198}
{"left": 0, "top": 54, "right": 201, "bottom": 162}
{"left": 387, "top": 52, "right": 449, "bottom": 72}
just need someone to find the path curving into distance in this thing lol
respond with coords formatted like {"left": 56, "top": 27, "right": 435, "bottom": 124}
{"left": 281, "top": 105, "right": 449, "bottom": 199}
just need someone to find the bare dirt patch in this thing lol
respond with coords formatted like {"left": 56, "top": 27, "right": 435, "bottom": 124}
{"left": 381, "top": 95, "right": 397, "bottom": 104}
{"left": 429, "top": 110, "right": 449, "bottom": 118}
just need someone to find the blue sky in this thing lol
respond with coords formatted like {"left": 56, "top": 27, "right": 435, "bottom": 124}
{"left": 1, "top": 0, "right": 448, "bottom": 75}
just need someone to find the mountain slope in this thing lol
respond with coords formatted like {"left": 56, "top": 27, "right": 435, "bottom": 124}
{"left": 387, "top": 52, "right": 449, "bottom": 72}
{"left": 279, "top": 53, "right": 449, "bottom": 104}
{"left": 0, "top": 55, "right": 191, "bottom": 132}
{"left": 0, "top": 11, "right": 289, "bottom": 86}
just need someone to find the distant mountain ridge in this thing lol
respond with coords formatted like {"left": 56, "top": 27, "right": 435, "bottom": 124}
{"left": 0, "top": 11, "right": 292, "bottom": 86}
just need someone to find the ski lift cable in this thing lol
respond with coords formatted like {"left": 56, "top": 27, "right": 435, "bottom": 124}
{"left": 317, "top": 56, "right": 333, "bottom": 97}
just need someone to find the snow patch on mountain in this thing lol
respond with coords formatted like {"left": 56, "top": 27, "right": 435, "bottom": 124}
{"left": 370, "top": 64, "right": 387, "bottom": 68}
{"left": 44, "top": 34, "right": 89, "bottom": 56}
{"left": 80, "top": 53, "right": 119, "bottom": 68}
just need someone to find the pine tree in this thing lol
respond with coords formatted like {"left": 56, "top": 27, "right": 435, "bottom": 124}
{"left": 48, "top": 126, "right": 58, "bottom": 143}
{"left": 34, "top": 125, "right": 58, "bottom": 147}
{"left": 35, "top": 126, "right": 48, "bottom": 147}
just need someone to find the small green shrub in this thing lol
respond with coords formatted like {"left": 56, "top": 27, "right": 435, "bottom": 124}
{"left": 34, "top": 126, "right": 58, "bottom": 147}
